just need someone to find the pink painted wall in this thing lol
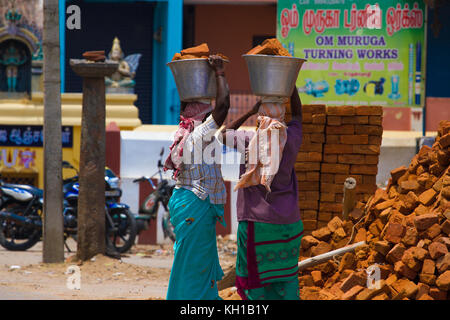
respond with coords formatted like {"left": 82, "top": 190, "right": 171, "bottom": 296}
{"left": 382, "top": 98, "right": 450, "bottom": 132}
{"left": 194, "top": 4, "right": 277, "bottom": 92}
{"left": 426, "top": 97, "right": 450, "bottom": 131}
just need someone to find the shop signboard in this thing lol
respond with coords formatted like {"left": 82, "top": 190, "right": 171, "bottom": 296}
{"left": 277, "top": 0, "right": 426, "bottom": 108}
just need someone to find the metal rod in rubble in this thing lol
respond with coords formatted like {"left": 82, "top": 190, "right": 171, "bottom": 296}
{"left": 297, "top": 241, "right": 366, "bottom": 271}
{"left": 342, "top": 177, "right": 357, "bottom": 221}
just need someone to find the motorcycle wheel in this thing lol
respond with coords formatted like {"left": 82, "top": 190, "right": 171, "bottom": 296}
{"left": 106, "top": 208, "right": 137, "bottom": 253}
{"left": 162, "top": 210, "right": 176, "bottom": 242}
{"left": 0, "top": 206, "right": 41, "bottom": 251}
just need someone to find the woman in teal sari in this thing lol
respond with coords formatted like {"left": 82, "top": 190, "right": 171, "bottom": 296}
{"left": 164, "top": 55, "right": 230, "bottom": 300}
{"left": 167, "top": 188, "right": 226, "bottom": 299}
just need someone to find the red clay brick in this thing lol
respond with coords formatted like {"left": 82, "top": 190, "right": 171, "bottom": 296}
{"left": 355, "top": 125, "right": 383, "bottom": 136}
{"left": 321, "top": 183, "right": 340, "bottom": 194}
{"left": 365, "top": 155, "right": 379, "bottom": 165}
{"left": 394, "top": 261, "right": 418, "bottom": 280}
{"left": 297, "top": 152, "right": 322, "bottom": 162}
{"left": 318, "top": 211, "right": 334, "bottom": 222}
{"left": 302, "top": 210, "right": 318, "bottom": 220}
{"left": 326, "top": 125, "right": 355, "bottom": 135}
{"left": 340, "top": 135, "right": 369, "bottom": 145}
{"left": 327, "top": 106, "right": 355, "bottom": 116}
{"left": 369, "top": 135, "right": 382, "bottom": 145}
{"left": 353, "top": 144, "right": 381, "bottom": 155}
{"left": 310, "top": 133, "right": 325, "bottom": 143}
{"left": 421, "top": 259, "right": 436, "bottom": 275}
{"left": 355, "top": 105, "right": 383, "bottom": 116}
{"left": 414, "top": 213, "right": 439, "bottom": 231}
{"left": 369, "top": 116, "right": 383, "bottom": 125}
{"left": 341, "top": 116, "right": 369, "bottom": 125}
{"left": 323, "top": 154, "right": 338, "bottom": 163}
{"left": 429, "top": 242, "right": 448, "bottom": 260}
{"left": 320, "top": 202, "right": 343, "bottom": 213}
{"left": 298, "top": 200, "right": 319, "bottom": 210}
{"left": 321, "top": 193, "right": 336, "bottom": 202}
{"left": 326, "top": 134, "right": 340, "bottom": 144}
{"left": 324, "top": 144, "right": 354, "bottom": 154}
{"left": 312, "top": 114, "right": 326, "bottom": 124}
{"left": 295, "top": 162, "right": 321, "bottom": 171}
{"left": 298, "top": 181, "right": 320, "bottom": 191}
{"left": 386, "top": 243, "right": 406, "bottom": 264}
{"left": 321, "top": 163, "right": 350, "bottom": 174}
{"left": 350, "top": 164, "right": 379, "bottom": 175}
{"left": 303, "top": 220, "right": 318, "bottom": 230}
{"left": 320, "top": 173, "right": 335, "bottom": 183}
{"left": 303, "top": 105, "right": 326, "bottom": 113}
{"left": 302, "top": 112, "right": 313, "bottom": 123}
{"left": 438, "top": 133, "right": 450, "bottom": 148}
{"left": 418, "top": 189, "right": 437, "bottom": 206}
{"left": 299, "top": 142, "right": 323, "bottom": 153}
{"left": 327, "top": 116, "right": 342, "bottom": 126}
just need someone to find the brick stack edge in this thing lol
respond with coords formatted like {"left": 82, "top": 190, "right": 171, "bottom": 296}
{"left": 296, "top": 105, "right": 383, "bottom": 235}
{"left": 295, "top": 105, "right": 326, "bottom": 232}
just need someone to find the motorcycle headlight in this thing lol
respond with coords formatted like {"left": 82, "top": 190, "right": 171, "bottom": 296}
{"left": 106, "top": 177, "right": 120, "bottom": 189}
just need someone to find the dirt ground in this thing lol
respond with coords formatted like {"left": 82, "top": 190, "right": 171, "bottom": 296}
{"left": 0, "top": 237, "right": 237, "bottom": 300}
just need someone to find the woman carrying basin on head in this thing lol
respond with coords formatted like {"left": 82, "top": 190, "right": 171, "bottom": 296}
{"left": 221, "top": 85, "right": 304, "bottom": 300}
{"left": 164, "top": 50, "right": 231, "bottom": 300}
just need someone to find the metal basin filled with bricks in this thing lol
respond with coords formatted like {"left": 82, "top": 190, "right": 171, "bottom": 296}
{"left": 167, "top": 58, "right": 228, "bottom": 101}
{"left": 243, "top": 54, "right": 306, "bottom": 97}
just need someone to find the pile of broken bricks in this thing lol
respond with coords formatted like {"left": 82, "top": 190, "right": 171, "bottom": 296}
{"left": 297, "top": 120, "right": 450, "bottom": 300}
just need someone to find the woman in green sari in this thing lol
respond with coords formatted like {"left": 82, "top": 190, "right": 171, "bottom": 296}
{"left": 222, "top": 88, "right": 304, "bottom": 300}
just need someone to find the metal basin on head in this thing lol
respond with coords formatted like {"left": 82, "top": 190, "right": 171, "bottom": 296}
{"left": 167, "top": 58, "right": 228, "bottom": 102}
{"left": 243, "top": 54, "right": 306, "bottom": 97}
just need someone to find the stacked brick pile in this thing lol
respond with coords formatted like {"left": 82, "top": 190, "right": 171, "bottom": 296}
{"left": 298, "top": 121, "right": 450, "bottom": 300}
{"left": 295, "top": 105, "right": 326, "bottom": 233}
{"left": 318, "top": 106, "right": 383, "bottom": 228}
{"left": 293, "top": 105, "right": 383, "bottom": 234}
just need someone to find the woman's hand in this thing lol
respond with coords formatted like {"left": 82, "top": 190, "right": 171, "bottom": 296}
{"left": 208, "top": 55, "right": 225, "bottom": 74}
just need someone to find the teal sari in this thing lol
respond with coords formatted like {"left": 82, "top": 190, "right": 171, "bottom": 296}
{"left": 166, "top": 187, "right": 225, "bottom": 300}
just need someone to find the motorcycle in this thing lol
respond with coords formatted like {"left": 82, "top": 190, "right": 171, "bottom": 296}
{"left": 0, "top": 163, "right": 137, "bottom": 254}
{"left": 0, "top": 181, "right": 43, "bottom": 251}
{"left": 62, "top": 161, "right": 137, "bottom": 254}
{"left": 133, "top": 147, "right": 176, "bottom": 242}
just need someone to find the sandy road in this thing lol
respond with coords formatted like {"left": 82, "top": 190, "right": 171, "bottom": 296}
{"left": 0, "top": 239, "right": 236, "bottom": 300}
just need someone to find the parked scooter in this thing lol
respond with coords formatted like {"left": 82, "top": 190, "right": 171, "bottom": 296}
{"left": 0, "top": 181, "right": 43, "bottom": 251}
{"left": 0, "top": 163, "right": 137, "bottom": 254}
{"left": 133, "top": 148, "right": 176, "bottom": 242}
{"left": 62, "top": 161, "right": 137, "bottom": 254}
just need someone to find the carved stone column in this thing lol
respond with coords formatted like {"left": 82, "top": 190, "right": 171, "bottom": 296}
{"left": 70, "top": 59, "right": 118, "bottom": 261}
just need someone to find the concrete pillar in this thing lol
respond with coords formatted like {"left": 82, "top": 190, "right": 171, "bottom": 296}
{"left": 43, "top": 0, "right": 64, "bottom": 264}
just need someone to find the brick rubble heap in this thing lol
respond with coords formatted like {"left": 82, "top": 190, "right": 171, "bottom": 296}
{"left": 298, "top": 120, "right": 450, "bottom": 300}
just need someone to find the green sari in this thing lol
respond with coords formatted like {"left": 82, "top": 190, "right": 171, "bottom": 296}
{"left": 236, "top": 220, "right": 303, "bottom": 300}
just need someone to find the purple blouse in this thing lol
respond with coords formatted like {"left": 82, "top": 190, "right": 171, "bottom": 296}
{"left": 226, "top": 120, "right": 303, "bottom": 224}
